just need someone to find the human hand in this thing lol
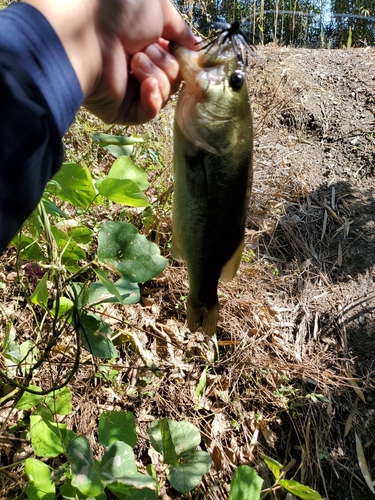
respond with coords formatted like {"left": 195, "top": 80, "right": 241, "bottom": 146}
{"left": 23, "top": 0, "right": 199, "bottom": 124}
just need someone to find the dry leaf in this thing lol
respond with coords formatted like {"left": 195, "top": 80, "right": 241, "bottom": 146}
{"left": 344, "top": 397, "right": 358, "bottom": 437}
{"left": 355, "top": 433, "right": 375, "bottom": 494}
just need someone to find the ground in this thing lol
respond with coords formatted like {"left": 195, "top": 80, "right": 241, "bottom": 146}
{"left": 0, "top": 46, "right": 374, "bottom": 500}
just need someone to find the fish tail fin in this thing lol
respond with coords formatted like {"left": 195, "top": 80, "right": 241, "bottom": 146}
{"left": 187, "top": 298, "right": 219, "bottom": 337}
{"left": 220, "top": 237, "right": 244, "bottom": 282}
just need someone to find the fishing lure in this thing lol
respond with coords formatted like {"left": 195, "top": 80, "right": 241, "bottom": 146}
{"left": 201, "top": 19, "right": 256, "bottom": 62}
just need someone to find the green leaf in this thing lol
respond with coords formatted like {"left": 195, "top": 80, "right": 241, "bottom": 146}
{"left": 196, "top": 367, "right": 207, "bottom": 402}
{"left": 91, "top": 132, "right": 144, "bottom": 147}
{"left": 68, "top": 225, "right": 94, "bottom": 246}
{"left": 98, "top": 178, "right": 150, "bottom": 207}
{"left": 80, "top": 313, "right": 118, "bottom": 359}
{"left": 148, "top": 419, "right": 211, "bottom": 493}
{"left": 51, "top": 297, "right": 74, "bottom": 320}
{"left": 69, "top": 282, "right": 90, "bottom": 310}
{"left": 2, "top": 323, "right": 21, "bottom": 377}
{"left": 99, "top": 441, "right": 137, "bottom": 480}
{"left": 45, "top": 387, "right": 72, "bottom": 415}
{"left": 50, "top": 226, "right": 87, "bottom": 271}
{"left": 94, "top": 269, "right": 126, "bottom": 305}
{"left": 16, "top": 386, "right": 43, "bottom": 410}
{"left": 168, "top": 450, "right": 211, "bottom": 493}
{"left": 41, "top": 196, "right": 67, "bottom": 219}
{"left": 279, "top": 479, "right": 322, "bottom": 499}
{"left": 25, "top": 458, "right": 55, "bottom": 500}
{"left": 104, "top": 144, "right": 133, "bottom": 157}
{"left": 262, "top": 455, "right": 283, "bottom": 480}
{"left": 97, "top": 222, "right": 167, "bottom": 283}
{"left": 89, "top": 278, "right": 140, "bottom": 307}
{"left": 14, "top": 234, "right": 46, "bottom": 261}
{"left": 159, "top": 418, "right": 179, "bottom": 466}
{"left": 60, "top": 478, "right": 108, "bottom": 500}
{"left": 30, "top": 415, "right": 75, "bottom": 457}
{"left": 30, "top": 273, "right": 49, "bottom": 308}
{"left": 149, "top": 419, "right": 201, "bottom": 462}
{"left": 20, "top": 340, "right": 39, "bottom": 376}
{"left": 52, "top": 162, "right": 96, "bottom": 207}
{"left": 229, "top": 465, "right": 264, "bottom": 500}
{"left": 67, "top": 436, "right": 104, "bottom": 497}
{"left": 108, "top": 156, "right": 150, "bottom": 191}
{"left": 107, "top": 483, "right": 158, "bottom": 500}
{"left": 98, "top": 411, "right": 137, "bottom": 448}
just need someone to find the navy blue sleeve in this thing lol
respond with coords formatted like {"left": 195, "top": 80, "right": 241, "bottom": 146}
{"left": 0, "top": 3, "right": 84, "bottom": 254}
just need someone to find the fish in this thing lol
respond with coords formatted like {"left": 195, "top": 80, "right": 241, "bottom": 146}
{"left": 170, "top": 33, "right": 253, "bottom": 336}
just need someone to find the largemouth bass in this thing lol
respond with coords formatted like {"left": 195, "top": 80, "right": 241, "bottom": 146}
{"left": 170, "top": 38, "right": 253, "bottom": 336}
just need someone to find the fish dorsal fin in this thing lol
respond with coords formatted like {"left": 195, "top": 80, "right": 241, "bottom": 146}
{"left": 220, "top": 238, "right": 244, "bottom": 282}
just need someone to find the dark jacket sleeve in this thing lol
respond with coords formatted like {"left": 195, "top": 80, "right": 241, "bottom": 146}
{"left": 0, "top": 3, "right": 84, "bottom": 254}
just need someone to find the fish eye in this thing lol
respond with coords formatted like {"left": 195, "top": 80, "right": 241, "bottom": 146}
{"left": 229, "top": 71, "right": 245, "bottom": 90}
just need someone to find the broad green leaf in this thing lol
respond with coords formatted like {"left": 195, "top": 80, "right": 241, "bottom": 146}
{"left": 107, "top": 482, "right": 158, "bottom": 500}
{"left": 2, "top": 323, "right": 21, "bottom": 377}
{"left": 98, "top": 411, "right": 137, "bottom": 448}
{"left": 94, "top": 269, "right": 126, "bottom": 305}
{"left": 159, "top": 418, "right": 179, "bottom": 466}
{"left": 69, "top": 282, "right": 90, "bottom": 310}
{"left": 32, "top": 405, "right": 54, "bottom": 421}
{"left": 16, "top": 386, "right": 43, "bottom": 410}
{"left": 60, "top": 478, "right": 107, "bottom": 500}
{"left": 91, "top": 132, "right": 144, "bottom": 147}
{"left": 279, "top": 479, "right": 322, "bottom": 499}
{"left": 52, "top": 162, "right": 96, "bottom": 207}
{"left": 30, "top": 415, "right": 75, "bottom": 457}
{"left": 51, "top": 297, "right": 74, "bottom": 320}
{"left": 229, "top": 465, "right": 263, "bottom": 500}
{"left": 168, "top": 451, "right": 211, "bottom": 494}
{"left": 50, "top": 226, "right": 86, "bottom": 270}
{"left": 25, "top": 458, "right": 55, "bottom": 500}
{"left": 196, "top": 367, "right": 207, "bottom": 402}
{"left": 97, "top": 222, "right": 167, "bottom": 283}
{"left": 67, "top": 436, "right": 104, "bottom": 497}
{"left": 41, "top": 196, "right": 67, "bottom": 218}
{"left": 68, "top": 225, "right": 93, "bottom": 246}
{"left": 30, "top": 273, "right": 49, "bottom": 308}
{"left": 89, "top": 278, "right": 140, "bottom": 307}
{"left": 45, "top": 387, "right": 72, "bottom": 415}
{"left": 20, "top": 340, "right": 39, "bottom": 376}
{"left": 104, "top": 144, "right": 133, "bottom": 157}
{"left": 108, "top": 156, "right": 150, "bottom": 191}
{"left": 98, "top": 178, "right": 150, "bottom": 207}
{"left": 149, "top": 419, "right": 201, "bottom": 462}
{"left": 99, "top": 441, "right": 137, "bottom": 480}
{"left": 13, "top": 234, "right": 46, "bottom": 261}
{"left": 262, "top": 455, "right": 283, "bottom": 480}
{"left": 80, "top": 313, "right": 118, "bottom": 359}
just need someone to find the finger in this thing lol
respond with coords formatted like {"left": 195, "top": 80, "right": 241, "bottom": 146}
{"left": 144, "top": 44, "right": 181, "bottom": 93}
{"left": 160, "top": 0, "right": 199, "bottom": 50}
{"left": 131, "top": 52, "right": 172, "bottom": 104}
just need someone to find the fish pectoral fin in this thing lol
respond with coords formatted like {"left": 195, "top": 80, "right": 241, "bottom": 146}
{"left": 187, "top": 298, "right": 219, "bottom": 337}
{"left": 220, "top": 238, "right": 244, "bottom": 282}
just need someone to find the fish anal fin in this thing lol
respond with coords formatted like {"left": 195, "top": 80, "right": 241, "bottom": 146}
{"left": 220, "top": 238, "right": 244, "bottom": 282}
{"left": 187, "top": 298, "right": 219, "bottom": 337}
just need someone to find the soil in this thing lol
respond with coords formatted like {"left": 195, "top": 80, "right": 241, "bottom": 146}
{"left": 0, "top": 46, "right": 374, "bottom": 500}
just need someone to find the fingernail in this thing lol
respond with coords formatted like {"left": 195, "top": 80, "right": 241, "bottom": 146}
{"left": 137, "top": 53, "right": 153, "bottom": 75}
{"left": 146, "top": 44, "right": 174, "bottom": 65}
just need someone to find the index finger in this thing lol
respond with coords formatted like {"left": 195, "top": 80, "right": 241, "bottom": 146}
{"left": 160, "top": 0, "right": 199, "bottom": 50}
